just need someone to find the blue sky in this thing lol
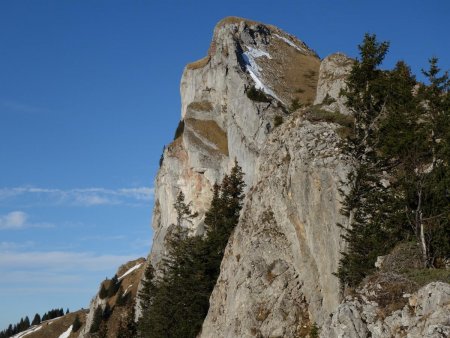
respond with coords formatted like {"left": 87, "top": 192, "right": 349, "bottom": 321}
{"left": 1, "top": 0, "right": 449, "bottom": 329}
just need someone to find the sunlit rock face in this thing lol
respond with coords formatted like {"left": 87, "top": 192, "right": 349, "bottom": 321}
{"left": 148, "top": 17, "right": 321, "bottom": 271}
{"left": 138, "top": 17, "right": 356, "bottom": 335}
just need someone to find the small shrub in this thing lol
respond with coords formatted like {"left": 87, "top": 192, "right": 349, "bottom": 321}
{"left": 322, "top": 93, "right": 337, "bottom": 105}
{"left": 305, "top": 106, "right": 354, "bottom": 128}
{"left": 310, "top": 323, "right": 320, "bottom": 338}
{"left": 90, "top": 306, "right": 103, "bottom": 333}
{"left": 289, "top": 98, "right": 302, "bottom": 112}
{"left": 72, "top": 315, "right": 82, "bottom": 332}
{"left": 99, "top": 283, "right": 108, "bottom": 299}
{"left": 295, "top": 87, "right": 305, "bottom": 93}
{"left": 107, "top": 275, "right": 121, "bottom": 297}
{"left": 274, "top": 115, "right": 283, "bottom": 127}
{"left": 174, "top": 120, "right": 185, "bottom": 140}
{"left": 247, "top": 86, "right": 270, "bottom": 102}
{"left": 403, "top": 268, "right": 450, "bottom": 286}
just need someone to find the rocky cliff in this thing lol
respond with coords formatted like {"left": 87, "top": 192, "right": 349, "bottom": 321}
{"left": 143, "top": 16, "right": 355, "bottom": 335}
{"left": 140, "top": 17, "right": 449, "bottom": 338}
{"left": 10, "top": 16, "right": 449, "bottom": 338}
{"left": 149, "top": 17, "right": 321, "bottom": 270}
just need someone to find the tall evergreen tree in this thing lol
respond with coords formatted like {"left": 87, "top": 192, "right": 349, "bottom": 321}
{"left": 72, "top": 315, "right": 82, "bottom": 332}
{"left": 338, "top": 35, "right": 450, "bottom": 287}
{"left": 138, "top": 161, "right": 245, "bottom": 338}
{"left": 31, "top": 313, "right": 41, "bottom": 326}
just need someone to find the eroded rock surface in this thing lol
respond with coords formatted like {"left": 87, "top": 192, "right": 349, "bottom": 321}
{"left": 321, "top": 282, "right": 450, "bottom": 338}
{"left": 200, "top": 113, "right": 353, "bottom": 337}
{"left": 147, "top": 17, "right": 321, "bottom": 273}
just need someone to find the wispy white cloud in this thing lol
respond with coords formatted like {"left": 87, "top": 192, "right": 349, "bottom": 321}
{"left": 0, "top": 241, "right": 35, "bottom": 251}
{"left": 0, "top": 211, "right": 27, "bottom": 229}
{"left": 0, "top": 186, "right": 154, "bottom": 207}
{"left": 0, "top": 211, "right": 53, "bottom": 230}
{"left": 0, "top": 99, "right": 49, "bottom": 114}
{"left": 0, "top": 250, "right": 141, "bottom": 272}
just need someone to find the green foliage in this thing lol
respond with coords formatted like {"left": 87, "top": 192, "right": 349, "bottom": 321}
{"left": 310, "top": 323, "right": 320, "bottom": 338}
{"left": 305, "top": 106, "right": 354, "bottom": 129}
{"left": 138, "top": 161, "right": 245, "bottom": 338}
{"left": 72, "top": 315, "right": 82, "bottom": 332}
{"left": 322, "top": 93, "right": 337, "bottom": 105}
{"left": 403, "top": 268, "right": 450, "bottom": 286}
{"left": 337, "top": 34, "right": 450, "bottom": 287}
{"left": 247, "top": 85, "right": 271, "bottom": 102}
{"left": 289, "top": 98, "right": 302, "bottom": 112}
{"left": 102, "top": 303, "right": 112, "bottom": 321}
{"left": 90, "top": 306, "right": 103, "bottom": 333}
{"left": 31, "top": 313, "right": 41, "bottom": 326}
{"left": 99, "top": 283, "right": 108, "bottom": 299}
{"left": 117, "top": 305, "right": 137, "bottom": 338}
{"left": 107, "top": 275, "right": 120, "bottom": 297}
{"left": 174, "top": 120, "right": 185, "bottom": 140}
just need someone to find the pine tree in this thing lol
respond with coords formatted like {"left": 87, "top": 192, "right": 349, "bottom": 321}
{"left": 90, "top": 306, "right": 103, "bottom": 333}
{"left": 72, "top": 315, "right": 82, "bottom": 332}
{"left": 31, "top": 313, "right": 41, "bottom": 326}
{"left": 117, "top": 304, "right": 137, "bottom": 338}
{"left": 138, "top": 161, "right": 245, "bottom": 338}
{"left": 338, "top": 35, "right": 450, "bottom": 286}
{"left": 107, "top": 275, "right": 120, "bottom": 297}
{"left": 99, "top": 282, "right": 108, "bottom": 299}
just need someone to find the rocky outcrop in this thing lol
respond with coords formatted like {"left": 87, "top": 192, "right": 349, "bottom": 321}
{"left": 199, "top": 112, "right": 353, "bottom": 337}
{"left": 148, "top": 17, "right": 320, "bottom": 271}
{"left": 321, "top": 282, "right": 450, "bottom": 338}
{"left": 141, "top": 16, "right": 355, "bottom": 336}
{"left": 79, "top": 258, "right": 145, "bottom": 337}
{"left": 136, "top": 16, "right": 450, "bottom": 338}
{"left": 314, "top": 52, "right": 354, "bottom": 115}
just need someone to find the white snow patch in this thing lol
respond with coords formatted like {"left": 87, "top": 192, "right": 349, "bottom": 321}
{"left": 123, "top": 284, "right": 133, "bottom": 296}
{"left": 242, "top": 47, "right": 280, "bottom": 100}
{"left": 274, "top": 34, "right": 308, "bottom": 54}
{"left": 11, "top": 325, "right": 42, "bottom": 338}
{"left": 118, "top": 262, "right": 143, "bottom": 280}
{"left": 246, "top": 47, "right": 272, "bottom": 59}
{"left": 58, "top": 325, "right": 73, "bottom": 338}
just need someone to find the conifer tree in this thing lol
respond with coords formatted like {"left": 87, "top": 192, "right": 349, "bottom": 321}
{"left": 138, "top": 161, "right": 245, "bottom": 338}
{"left": 90, "top": 306, "right": 103, "bottom": 333}
{"left": 31, "top": 313, "right": 41, "bottom": 326}
{"left": 338, "top": 35, "right": 450, "bottom": 286}
{"left": 72, "top": 315, "right": 82, "bottom": 332}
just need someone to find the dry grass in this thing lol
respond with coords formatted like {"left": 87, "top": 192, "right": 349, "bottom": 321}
{"left": 25, "top": 310, "right": 87, "bottom": 338}
{"left": 186, "top": 55, "right": 210, "bottom": 70}
{"left": 185, "top": 118, "right": 228, "bottom": 155}
{"left": 216, "top": 16, "right": 262, "bottom": 29}
{"left": 362, "top": 272, "right": 418, "bottom": 318}
{"left": 187, "top": 101, "right": 213, "bottom": 112}
{"left": 304, "top": 105, "right": 354, "bottom": 128}
{"left": 260, "top": 37, "right": 320, "bottom": 105}
{"left": 403, "top": 268, "right": 450, "bottom": 286}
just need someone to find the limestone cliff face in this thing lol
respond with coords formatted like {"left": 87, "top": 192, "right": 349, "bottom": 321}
{"left": 321, "top": 282, "right": 450, "bottom": 338}
{"left": 137, "top": 17, "right": 450, "bottom": 338}
{"left": 200, "top": 114, "right": 353, "bottom": 337}
{"left": 142, "top": 17, "right": 354, "bottom": 335}
{"left": 148, "top": 17, "right": 320, "bottom": 270}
